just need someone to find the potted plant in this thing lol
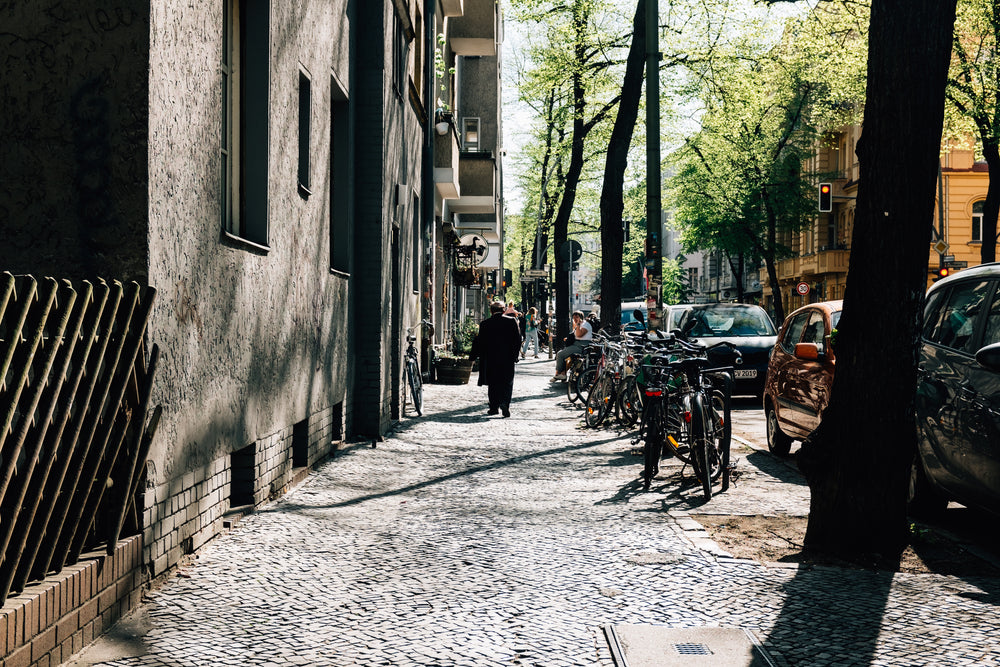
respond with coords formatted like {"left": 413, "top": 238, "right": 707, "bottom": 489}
{"left": 435, "top": 316, "right": 479, "bottom": 384}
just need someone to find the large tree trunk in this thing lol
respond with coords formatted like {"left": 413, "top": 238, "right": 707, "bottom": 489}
{"left": 598, "top": 0, "right": 645, "bottom": 332}
{"left": 981, "top": 139, "right": 999, "bottom": 264}
{"left": 553, "top": 0, "right": 590, "bottom": 345}
{"left": 797, "top": 0, "right": 958, "bottom": 561}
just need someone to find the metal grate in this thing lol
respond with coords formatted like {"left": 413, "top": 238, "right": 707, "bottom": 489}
{"left": 673, "top": 642, "right": 713, "bottom": 656}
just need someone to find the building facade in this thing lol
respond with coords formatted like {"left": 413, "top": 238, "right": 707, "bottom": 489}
{"left": 760, "top": 126, "right": 997, "bottom": 319}
{"left": 0, "top": 1, "right": 503, "bottom": 664}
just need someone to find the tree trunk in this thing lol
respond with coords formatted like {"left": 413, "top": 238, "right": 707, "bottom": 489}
{"left": 554, "top": 1, "right": 590, "bottom": 345}
{"left": 981, "top": 139, "right": 999, "bottom": 264}
{"left": 797, "top": 0, "right": 958, "bottom": 561}
{"left": 599, "top": 0, "right": 646, "bottom": 332}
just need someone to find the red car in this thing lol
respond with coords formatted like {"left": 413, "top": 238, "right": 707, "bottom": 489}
{"left": 762, "top": 301, "right": 843, "bottom": 456}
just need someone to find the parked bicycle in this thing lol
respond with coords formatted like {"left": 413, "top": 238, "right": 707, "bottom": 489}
{"left": 402, "top": 320, "right": 433, "bottom": 417}
{"left": 637, "top": 330, "right": 738, "bottom": 499}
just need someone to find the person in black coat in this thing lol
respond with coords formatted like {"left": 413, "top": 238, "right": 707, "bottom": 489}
{"left": 468, "top": 301, "right": 522, "bottom": 417}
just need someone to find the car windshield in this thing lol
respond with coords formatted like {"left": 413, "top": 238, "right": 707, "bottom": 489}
{"left": 684, "top": 306, "right": 776, "bottom": 337}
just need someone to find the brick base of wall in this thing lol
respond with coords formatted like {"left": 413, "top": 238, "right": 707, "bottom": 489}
{"left": 0, "top": 536, "right": 143, "bottom": 667}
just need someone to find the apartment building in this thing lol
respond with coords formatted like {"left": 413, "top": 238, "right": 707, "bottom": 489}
{"left": 762, "top": 126, "right": 995, "bottom": 318}
{"left": 0, "top": 1, "right": 503, "bottom": 664}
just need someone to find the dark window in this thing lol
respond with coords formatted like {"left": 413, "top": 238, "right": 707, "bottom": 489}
{"left": 298, "top": 70, "right": 312, "bottom": 196}
{"left": 329, "top": 74, "right": 351, "bottom": 274}
{"left": 223, "top": 0, "right": 270, "bottom": 249}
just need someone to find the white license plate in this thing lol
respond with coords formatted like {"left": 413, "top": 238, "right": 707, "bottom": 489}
{"left": 734, "top": 369, "right": 757, "bottom": 379}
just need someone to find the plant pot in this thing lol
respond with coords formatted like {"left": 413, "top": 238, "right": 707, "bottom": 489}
{"left": 435, "top": 357, "right": 474, "bottom": 384}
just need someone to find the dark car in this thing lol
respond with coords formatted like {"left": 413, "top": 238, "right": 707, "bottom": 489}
{"left": 912, "top": 262, "right": 1000, "bottom": 516}
{"left": 672, "top": 303, "right": 778, "bottom": 397}
{"left": 762, "top": 301, "right": 842, "bottom": 456}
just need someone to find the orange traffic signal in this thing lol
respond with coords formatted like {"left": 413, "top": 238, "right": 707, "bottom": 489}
{"left": 818, "top": 183, "right": 832, "bottom": 213}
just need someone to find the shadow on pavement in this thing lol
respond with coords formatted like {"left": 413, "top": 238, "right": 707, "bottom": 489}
{"left": 265, "top": 435, "right": 626, "bottom": 512}
{"left": 759, "top": 567, "right": 894, "bottom": 665}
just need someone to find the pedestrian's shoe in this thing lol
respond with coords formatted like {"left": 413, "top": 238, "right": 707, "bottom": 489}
{"left": 533, "top": 355, "right": 539, "bottom": 358}
{"left": 502, "top": 407, "right": 511, "bottom": 418}
{"left": 487, "top": 408, "right": 499, "bottom": 415}
{"left": 550, "top": 373, "right": 566, "bottom": 382}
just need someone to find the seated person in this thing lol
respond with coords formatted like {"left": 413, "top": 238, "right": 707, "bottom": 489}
{"left": 551, "top": 311, "right": 593, "bottom": 381}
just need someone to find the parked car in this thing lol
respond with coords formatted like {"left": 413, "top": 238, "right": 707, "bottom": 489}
{"left": 671, "top": 303, "right": 778, "bottom": 397}
{"left": 620, "top": 300, "right": 648, "bottom": 331}
{"left": 912, "top": 262, "right": 1000, "bottom": 516}
{"left": 762, "top": 301, "right": 843, "bottom": 456}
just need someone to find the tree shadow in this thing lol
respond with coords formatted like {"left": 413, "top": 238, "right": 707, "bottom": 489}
{"left": 264, "top": 435, "right": 626, "bottom": 513}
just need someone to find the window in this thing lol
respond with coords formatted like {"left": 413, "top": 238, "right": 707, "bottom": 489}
{"left": 329, "top": 73, "right": 351, "bottom": 274}
{"left": 298, "top": 69, "right": 311, "bottom": 196}
{"left": 781, "top": 313, "right": 809, "bottom": 354}
{"left": 412, "top": 195, "right": 420, "bottom": 292}
{"left": 392, "top": 12, "right": 409, "bottom": 99}
{"left": 984, "top": 284, "right": 1000, "bottom": 347}
{"left": 972, "top": 200, "right": 984, "bottom": 243}
{"left": 925, "top": 280, "right": 993, "bottom": 354}
{"left": 462, "top": 117, "right": 480, "bottom": 151}
{"left": 222, "top": 0, "right": 270, "bottom": 248}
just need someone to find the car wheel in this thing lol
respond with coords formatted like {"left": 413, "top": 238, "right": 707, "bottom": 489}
{"left": 907, "top": 452, "right": 947, "bottom": 517}
{"left": 766, "top": 404, "right": 793, "bottom": 457}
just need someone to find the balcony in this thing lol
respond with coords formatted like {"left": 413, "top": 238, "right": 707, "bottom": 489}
{"left": 777, "top": 257, "right": 800, "bottom": 280}
{"left": 800, "top": 254, "right": 818, "bottom": 276}
{"left": 817, "top": 248, "right": 850, "bottom": 274}
{"left": 441, "top": 0, "right": 463, "bottom": 17}
{"left": 434, "top": 123, "right": 461, "bottom": 201}
{"left": 449, "top": 0, "right": 497, "bottom": 55}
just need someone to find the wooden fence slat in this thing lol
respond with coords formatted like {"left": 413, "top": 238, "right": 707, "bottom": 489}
{"left": 21, "top": 281, "right": 124, "bottom": 585}
{"left": 0, "top": 283, "right": 99, "bottom": 602}
{"left": 0, "top": 276, "right": 40, "bottom": 454}
{"left": 0, "top": 280, "right": 79, "bottom": 558}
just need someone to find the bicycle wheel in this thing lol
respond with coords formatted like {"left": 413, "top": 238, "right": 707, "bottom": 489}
{"left": 406, "top": 358, "right": 423, "bottom": 416}
{"left": 617, "top": 375, "right": 642, "bottom": 428}
{"left": 566, "top": 360, "right": 582, "bottom": 403}
{"left": 576, "top": 366, "right": 598, "bottom": 406}
{"left": 661, "top": 398, "right": 692, "bottom": 464}
{"left": 584, "top": 373, "right": 613, "bottom": 428}
{"left": 690, "top": 392, "right": 712, "bottom": 500}
{"left": 642, "top": 400, "right": 663, "bottom": 490}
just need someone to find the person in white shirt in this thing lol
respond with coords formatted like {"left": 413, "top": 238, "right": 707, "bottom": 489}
{"left": 551, "top": 310, "right": 593, "bottom": 381}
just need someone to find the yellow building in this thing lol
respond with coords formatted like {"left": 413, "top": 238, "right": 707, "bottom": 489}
{"left": 761, "top": 126, "right": 997, "bottom": 319}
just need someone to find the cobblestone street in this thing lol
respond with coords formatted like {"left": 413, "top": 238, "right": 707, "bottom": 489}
{"left": 66, "top": 357, "right": 1000, "bottom": 667}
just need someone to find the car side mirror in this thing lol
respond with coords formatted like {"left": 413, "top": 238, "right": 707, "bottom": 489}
{"left": 975, "top": 341, "right": 1000, "bottom": 372}
{"left": 794, "top": 342, "right": 821, "bottom": 361}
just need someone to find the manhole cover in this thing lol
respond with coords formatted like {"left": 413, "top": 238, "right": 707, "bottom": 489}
{"left": 603, "top": 626, "right": 776, "bottom": 667}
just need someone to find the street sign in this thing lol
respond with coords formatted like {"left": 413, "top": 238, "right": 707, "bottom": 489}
{"left": 795, "top": 282, "right": 810, "bottom": 296}
{"left": 524, "top": 269, "right": 548, "bottom": 278}
{"left": 947, "top": 260, "right": 968, "bottom": 268}
{"left": 559, "top": 240, "right": 583, "bottom": 261}
{"left": 933, "top": 240, "right": 949, "bottom": 255}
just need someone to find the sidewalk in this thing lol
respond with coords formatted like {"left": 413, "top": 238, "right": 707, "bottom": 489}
{"left": 65, "top": 357, "right": 1000, "bottom": 666}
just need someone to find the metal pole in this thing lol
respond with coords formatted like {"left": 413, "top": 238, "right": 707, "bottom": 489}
{"left": 645, "top": 0, "right": 662, "bottom": 331}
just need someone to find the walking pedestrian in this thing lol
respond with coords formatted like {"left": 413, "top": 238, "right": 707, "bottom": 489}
{"left": 551, "top": 310, "right": 593, "bottom": 381}
{"left": 521, "top": 307, "right": 540, "bottom": 358}
{"left": 469, "top": 301, "right": 522, "bottom": 417}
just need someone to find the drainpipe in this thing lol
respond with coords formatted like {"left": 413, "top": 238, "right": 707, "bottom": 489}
{"left": 424, "top": 0, "right": 436, "bottom": 349}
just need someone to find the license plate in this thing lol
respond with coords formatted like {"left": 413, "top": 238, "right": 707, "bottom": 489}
{"left": 734, "top": 369, "right": 757, "bottom": 379}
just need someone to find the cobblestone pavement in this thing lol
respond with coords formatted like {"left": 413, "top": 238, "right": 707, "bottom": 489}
{"left": 66, "top": 357, "right": 1000, "bottom": 667}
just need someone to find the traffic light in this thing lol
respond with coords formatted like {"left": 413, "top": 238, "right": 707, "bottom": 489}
{"left": 934, "top": 266, "right": 951, "bottom": 281}
{"left": 502, "top": 268, "right": 512, "bottom": 289}
{"left": 818, "top": 183, "right": 832, "bottom": 213}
